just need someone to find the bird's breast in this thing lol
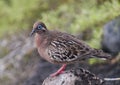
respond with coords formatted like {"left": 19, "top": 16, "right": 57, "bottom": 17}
{"left": 38, "top": 47, "right": 54, "bottom": 63}
{"left": 35, "top": 34, "right": 54, "bottom": 63}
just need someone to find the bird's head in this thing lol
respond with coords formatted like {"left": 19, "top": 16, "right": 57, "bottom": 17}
{"left": 30, "top": 21, "right": 47, "bottom": 36}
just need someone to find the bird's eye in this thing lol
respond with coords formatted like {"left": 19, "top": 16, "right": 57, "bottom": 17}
{"left": 37, "top": 25, "right": 42, "bottom": 30}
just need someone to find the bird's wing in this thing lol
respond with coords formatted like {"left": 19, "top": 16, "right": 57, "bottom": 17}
{"left": 47, "top": 34, "right": 93, "bottom": 63}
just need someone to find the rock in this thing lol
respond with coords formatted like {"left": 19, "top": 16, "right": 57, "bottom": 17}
{"left": 101, "top": 16, "right": 120, "bottom": 56}
{"left": 42, "top": 68, "right": 104, "bottom": 85}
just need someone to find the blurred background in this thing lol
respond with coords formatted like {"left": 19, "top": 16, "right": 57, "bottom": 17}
{"left": 0, "top": 0, "right": 120, "bottom": 85}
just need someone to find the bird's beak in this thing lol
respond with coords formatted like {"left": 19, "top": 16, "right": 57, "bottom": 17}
{"left": 42, "top": 27, "right": 46, "bottom": 31}
{"left": 30, "top": 29, "right": 35, "bottom": 37}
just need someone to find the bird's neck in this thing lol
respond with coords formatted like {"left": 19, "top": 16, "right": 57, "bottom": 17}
{"left": 35, "top": 32, "right": 51, "bottom": 48}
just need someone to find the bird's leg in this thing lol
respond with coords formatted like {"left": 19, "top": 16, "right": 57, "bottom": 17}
{"left": 50, "top": 64, "right": 67, "bottom": 77}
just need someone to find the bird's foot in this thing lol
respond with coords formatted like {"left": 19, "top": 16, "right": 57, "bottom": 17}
{"left": 50, "top": 64, "right": 67, "bottom": 77}
{"left": 50, "top": 70, "right": 64, "bottom": 77}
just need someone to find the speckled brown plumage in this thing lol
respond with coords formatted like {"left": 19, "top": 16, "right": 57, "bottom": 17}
{"left": 30, "top": 21, "right": 111, "bottom": 76}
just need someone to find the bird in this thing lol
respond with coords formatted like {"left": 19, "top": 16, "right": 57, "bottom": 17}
{"left": 30, "top": 21, "right": 111, "bottom": 77}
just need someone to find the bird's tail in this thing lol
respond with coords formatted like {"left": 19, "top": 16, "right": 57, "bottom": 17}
{"left": 90, "top": 49, "right": 112, "bottom": 60}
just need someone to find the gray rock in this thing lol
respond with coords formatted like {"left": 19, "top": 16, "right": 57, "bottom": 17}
{"left": 102, "top": 16, "right": 120, "bottom": 56}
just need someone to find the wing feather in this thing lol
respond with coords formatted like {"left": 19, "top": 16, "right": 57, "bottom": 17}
{"left": 47, "top": 33, "right": 92, "bottom": 63}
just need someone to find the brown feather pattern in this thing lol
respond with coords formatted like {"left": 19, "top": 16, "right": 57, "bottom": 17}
{"left": 31, "top": 21, "right": 111, "bottom": 64}
{"left": 47, "top": 34, "right": 92, "bottom": 63}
